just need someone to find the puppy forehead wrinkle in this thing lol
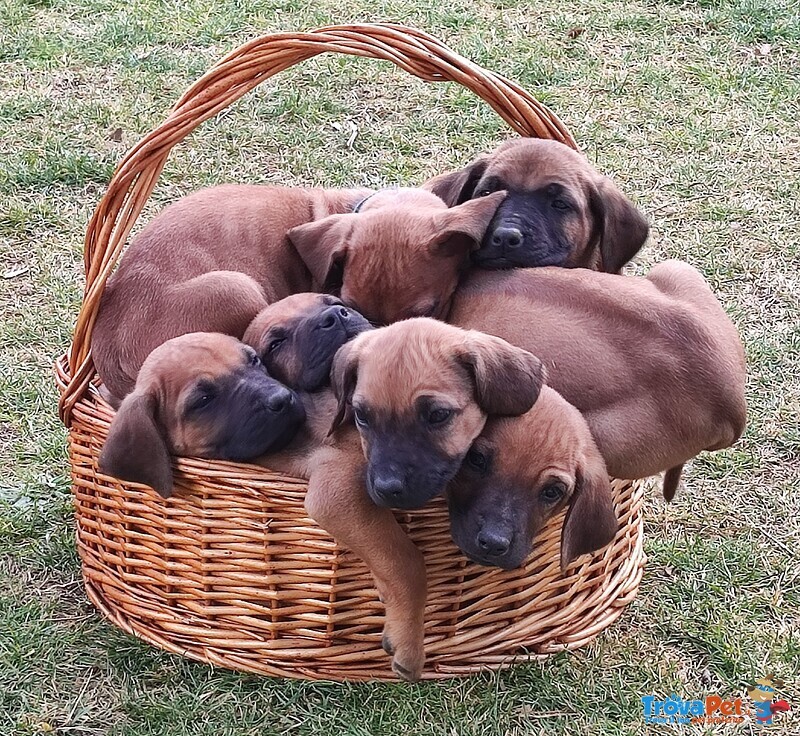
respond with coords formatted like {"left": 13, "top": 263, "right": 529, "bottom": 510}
{"left": 488, "top": 395, "right": 585, "bottom": 473}
{"left": 356, "top": 322, "right": 468, "bottom": 411}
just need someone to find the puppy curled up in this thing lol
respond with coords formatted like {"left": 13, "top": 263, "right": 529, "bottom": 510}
{"left": 92, "top": 185, "right": 372, "bottom": 404}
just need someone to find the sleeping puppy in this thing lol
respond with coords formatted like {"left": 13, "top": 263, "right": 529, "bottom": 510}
{"left": 94, "top": 185, "right": 505, "bottom": 405}
{"left": 329, "top": 318, "right": 545, "bottom": 509}
{"left": 450, "top": 260, "right": 748, "bottom": 505}
{"left": 424, "top": 138, "right": 649, "bottom": 273}
{"left": 98, "top": 332, "right": 306, "bottom": 497}
{"left": 448, "top": 387, "right": 618, "bottom": 572}
{"left": 244, "top": 292, "right": 371, "bottom": 391}
{"left": 286, "top": 188, "right": 506, "bottom": 325}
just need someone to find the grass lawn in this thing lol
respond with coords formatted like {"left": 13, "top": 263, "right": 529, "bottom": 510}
{"left": 1, "top": 0, "right": 799, "bottom": 733}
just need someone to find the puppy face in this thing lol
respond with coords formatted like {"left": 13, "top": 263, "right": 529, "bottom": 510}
{"left": 331, "top": 319, "right": 544, "bottom": 510}
{"left": 425, "top": 138, "right": 649, "bottom": 273}
{"left": 243, "top": 293, "right": 372, "bottom": 391}
{"left": 288, "top": 189, "right": 506, "bottom": 325}
{"left": 448, "top": 388, "right": 618, "bottom": 571}
{"left": 98, "top": 333, "right": 306, "bottom": 497}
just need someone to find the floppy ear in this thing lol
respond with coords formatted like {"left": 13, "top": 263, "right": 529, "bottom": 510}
{"left": 287, "top": 215, "right": 350, "bottom": 293}
{"left": 590, "top": 177, "right": 650, "bottom": 274}
{"left": 560, "top": 450, "right": 617, "bottom": 571}
{"left": 328, "top": 339, "right": 362, "bottom": 434}
{"left": 98, "top": 391, "right": 174, "bottom": 498}
{"left": 422, "top": 156, "right": 489, "bottom": 206}
{"left": 458, "top": 332, "right": 545, "bottom": 416}
{"left": 428, "top": 191, "right": 507, "bottom": 258}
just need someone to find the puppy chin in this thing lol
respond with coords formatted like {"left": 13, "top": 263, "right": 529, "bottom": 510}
{"left": 366, "top": 484, "right": 443, "bottom": 510}
{"left": 345, "top": 313, "right": 373, "bottom": 338}
{"left": 462, "top": 546, "right": 527, "bottom": 570}
{"left": 472, "top": 248, "right": 568, "bottom": 269}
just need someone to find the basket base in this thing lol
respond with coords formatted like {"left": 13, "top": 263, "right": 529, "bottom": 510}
{"left": 59, "top": 356, "right": 646, "bottom": 682}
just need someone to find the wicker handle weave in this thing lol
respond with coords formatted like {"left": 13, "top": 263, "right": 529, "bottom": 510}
{"left": 59, "top": 23, "right": 577, "bottom": 424}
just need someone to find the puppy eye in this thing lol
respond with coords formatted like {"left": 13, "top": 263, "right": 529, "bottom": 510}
{"left": 268, "top": 337, "right": 285, "bottom": 353}
{"left": 551, "top": 199, "right": 571, "bottom": 211}
{"left": 466, "top": 448, "right": 488, "bottom": 472}
{"left": 187, "top": 387, "right": 217, "bottom": 414}
{"left": 540, "top": 482, "right": 567, "bottom": 503}
{"left": 427, "top": 408, "right": 453, "bottom": 425}
{"left": 353, "top": 407, "right": 369, "bottom": 427}
{"left": 475, "top": 188, "right": 494, "bottom": 198}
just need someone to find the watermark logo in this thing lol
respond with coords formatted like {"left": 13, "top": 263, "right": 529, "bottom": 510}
{"left": 747, "top": 673, "right": 790, "bottom": 727}
{"left": 641, "top": 672, "right": 790, "bottom": 727}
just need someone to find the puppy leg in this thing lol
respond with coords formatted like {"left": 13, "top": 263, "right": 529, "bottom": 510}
{"left": 167, "top": 271, "right": 270, "bottom": 339}
{"left": 304, "top": 446, "right": 427, "bottom": 681}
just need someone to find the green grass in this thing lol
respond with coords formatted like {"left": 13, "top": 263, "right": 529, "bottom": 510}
{"left": 2, "top": 0, "right": 799, "bottom": 733}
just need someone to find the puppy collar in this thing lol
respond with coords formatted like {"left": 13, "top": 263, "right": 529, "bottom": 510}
{"left": 352, "top": 191, "right": 379, "bottom": 213}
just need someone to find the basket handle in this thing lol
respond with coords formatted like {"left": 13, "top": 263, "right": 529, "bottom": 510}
{"left": 59, "top": 22, "right": 577, "bottom": 424}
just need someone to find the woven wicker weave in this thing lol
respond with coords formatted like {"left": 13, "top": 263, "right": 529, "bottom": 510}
{"left": 56, "top": 23, "right": 645, "bottom": 681}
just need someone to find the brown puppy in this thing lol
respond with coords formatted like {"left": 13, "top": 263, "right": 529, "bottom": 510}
{"left": 424, "top": 138, "right": 649, "bottom": 273}
{"left": 92, "top": 185, "right": 371, "bottom": 403}
{"left": 243, "top": 294, "right": 427, "bottom": 681}
{"left": 449, "top": 260, "right": 747, "bottom": 503}
{"left": 330, "top": 318, "right": 545, "bottom": 509}
{"left": 448, "top": 386, "right": 618, "bottom": 572}
{"left": 287, "top": 188, "right": 506, "bottom": 325}
{"left": 98, "top": 332, "right": 306, "bottom": 497}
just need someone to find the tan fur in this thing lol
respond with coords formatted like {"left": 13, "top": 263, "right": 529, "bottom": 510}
{"left": 92, "top": 185, "right": 371, "bottom": 403}
{"left": 449, "top": 260, "right": 747, "bottom": 496}
{"left": 256, "top": 413, "right": 428, "bottom": 682}
{"left": 98, "top": 333, "right": 275, "bottom": 497}
{"left": 330, "top": 319, "right": 544, "bottom": 459}
{"left": 287, "top": 188, "right": 506, "bottom": 325}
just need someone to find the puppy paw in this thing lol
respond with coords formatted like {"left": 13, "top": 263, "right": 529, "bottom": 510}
{"left": 382, "top": 630, "right": 424, "bottom": 682}
{"left": 392, "top": 657, "right": 422, "bottom": 683}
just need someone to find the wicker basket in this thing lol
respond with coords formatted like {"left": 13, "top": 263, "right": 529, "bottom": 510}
{"left": 56, "top": 23, "right": 646, "bottom": 682}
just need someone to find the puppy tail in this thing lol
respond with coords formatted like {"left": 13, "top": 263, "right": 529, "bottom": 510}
{"left": 662, "top": 464, "right": 684, "bottom": 502}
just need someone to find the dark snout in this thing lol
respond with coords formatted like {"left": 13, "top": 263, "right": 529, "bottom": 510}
{"left": 449, "top": 486, "right": 530, "bottom": 569}
{"left": 471, "top": 517, "right": 526, "bottom": 569}
{"left": 217, "top": 368, "right": 305, "bottom": 460}
{"left": 490, "top": 226, "right": 523, "bottom": 252}
{"left": 365, "top": 440, "right": 462, "bottom": 510}
{"left": 264, "top": 384, "right": 296, "bottom": 414}
{"left": 367, "top": 462, "right": 409, "bottom": 506}
{"left": 473, "top": 194, "right": 573, "bottom": 269}
{"left": 315, "top": 304, "right": 371, "bottom": 339}
{"left": 288, "top": 305, "right": 372, "bottom": 391}
{"left": 477, "top": 527, "right": 512, "bottom": 558}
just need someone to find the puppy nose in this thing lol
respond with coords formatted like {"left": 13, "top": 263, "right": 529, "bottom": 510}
{"left": 491, "top": 226, "right": 523, "bottom": 251}
{"left": 319, "top": 305, "right": 350, "bottom": 329}
{"left": 266, "top": 388, "right": 294, "bottom": 413}
{"left": 371, "top": 471, "right": 406, "bottom": 502}
{"left": 477, "top": 529, "right": 511, "bottom": 557}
